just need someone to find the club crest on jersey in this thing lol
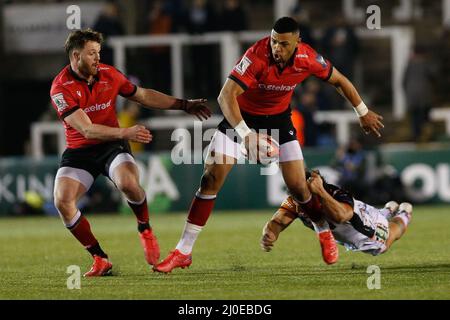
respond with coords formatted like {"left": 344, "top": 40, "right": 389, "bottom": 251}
{"left": 316, "top": 54, "right": 328, "bottom": 68}
{"left": 51, "top": 93, "right": 68, "bottom": 112}
{"left": 234, "top": 56, "right": 252, "bottom": 75}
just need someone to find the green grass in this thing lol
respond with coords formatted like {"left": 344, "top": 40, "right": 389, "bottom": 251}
{"left": 0, "top": 206, "right": 449, "bottom": 299}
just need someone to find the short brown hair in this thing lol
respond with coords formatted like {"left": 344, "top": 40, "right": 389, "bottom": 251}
{"left": 64, "top": 28, "right": 103, "bottom": 55}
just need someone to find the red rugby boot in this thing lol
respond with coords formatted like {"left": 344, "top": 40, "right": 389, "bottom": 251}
{"left": 153, "top": 249, "right": 192, "bottom": 273}
{"left": 84, "top": 255, "right": 113, "bottom": 277}
{"left": 139, "top": 229, "right": 160, "bottom": 266}
{"left": 318, "top": 230, "right": 339, "bottom": 265}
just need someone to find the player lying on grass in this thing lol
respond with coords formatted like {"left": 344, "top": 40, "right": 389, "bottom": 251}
{"left": 261, "top": 170, "right": 413, "bottom": 262}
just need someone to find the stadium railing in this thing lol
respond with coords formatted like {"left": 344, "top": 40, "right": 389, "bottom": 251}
{"left": 108, "top": 27, "right": 413, "bottom": 120}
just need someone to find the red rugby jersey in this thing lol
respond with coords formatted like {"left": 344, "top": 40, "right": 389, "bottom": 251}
{"left": 50, "top": 63, "right": 137, "bottom": 149}
{"left": 229, "top": 37, "right": 333, "bottom": 115}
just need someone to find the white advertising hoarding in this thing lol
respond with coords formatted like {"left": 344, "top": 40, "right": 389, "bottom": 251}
{"left": 4, "top": 2, "right": 103, "bottom": 53}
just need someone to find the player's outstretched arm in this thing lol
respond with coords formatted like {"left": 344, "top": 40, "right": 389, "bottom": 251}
{"left": 327, "top": 67, "right": 384, "bottom": 138}
{"left": 65, "top": 108, "right": 152, "bottom": 143}
{"left": 307, "top": 172, "right": 353, "bottom": 223}
{"left": 261, "top": 207, "right": 298, "bottom": 252}
{"left": 129, "top": 87, "right": 211, "bottom": 121}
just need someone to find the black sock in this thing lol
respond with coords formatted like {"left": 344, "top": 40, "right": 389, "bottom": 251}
{"left": 87, "top": 242, "right": 108, "bottom": 259}
{"left": 138, "top": 222, "right": 151, "bottom": 233}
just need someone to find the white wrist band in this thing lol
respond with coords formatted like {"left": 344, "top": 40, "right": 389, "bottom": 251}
{"left": 354, "top": 101, "right": 369, "bottom": 117}
{"left": 235, "top": 120, "right": 252, "bottom": 139}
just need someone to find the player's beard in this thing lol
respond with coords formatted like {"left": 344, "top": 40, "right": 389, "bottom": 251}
{"left": 78, "top": 59, "right": 98, "bottom": 78}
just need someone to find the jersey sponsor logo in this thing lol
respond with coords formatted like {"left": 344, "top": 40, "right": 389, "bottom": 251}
{"left": 316, "top": 54, "right": 328, "bottom": 68}
{"left": 51, "top": 93, "right": 69, "bottom": 112}
{"left": 234, "top": 56, "right": 252, "bottom": 75}
{"left": 258, "top": 83, "right": 297, "bottom": 92}
{"left": 62, "top": 80, "right": 75, "bottom": 86}
{"left": 84, "top": 99, "right": 112, "bottom": 113}
{"left": 296, "top": 54, "right": 309, "bottom": 58}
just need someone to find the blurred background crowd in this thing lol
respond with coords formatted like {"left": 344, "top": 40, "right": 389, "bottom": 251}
{"left": 1, "top": 0, "right": 450, "bottom": 214}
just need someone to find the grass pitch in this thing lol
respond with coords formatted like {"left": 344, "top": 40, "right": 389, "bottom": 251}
{"left": 0, "top": 206, "right": 449, "bottom": 300}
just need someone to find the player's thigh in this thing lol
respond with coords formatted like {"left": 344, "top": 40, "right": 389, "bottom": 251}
{"left": 205, "top": 130, "right": 241, "bottom": 164}
{"left": 108, "top": 153, "right": 141, "bottom": 192}
{"left": 279, "top": 159, "right": 308, "bottom": 193}
{"left": 54, "top": 167, "right": 93, "bottom": 202}
{"left": 201, "top": 130, "right": 238, "bottom": 192}
{"left": 54, "top": 171, "right": 91, "bottom": 220}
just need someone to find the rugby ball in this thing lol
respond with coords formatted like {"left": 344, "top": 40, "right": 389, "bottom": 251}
{"left": 240, "top": 134, "right": 280, "bottom": 164}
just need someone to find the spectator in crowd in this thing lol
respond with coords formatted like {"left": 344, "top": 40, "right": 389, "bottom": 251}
{"left": 160, "top": 0, "right": 187, "bottom": 33}
{"left": 292, "top": 79, "right": 332, "bottom": 147}
{"left": 291, "top": 1, "right": 315, "bottom": 47}
{"left": 295, "top": 91, "right": 319, "bottom": 147}
{"left": 321, "top": 17, "right": 359, "bottom": 110}
{"left": 403, "top": 45, "right": 436, "bottom": 142}
{"left": 332, "top": 137, "right": 368, "bottom": 200}
{"left": 92, "top": 1, "right": 125, "bottom": 65}
{"left": 321, "top": 17, "right": 359, "bottom": 81}
{"left": 218, "top": 0, "right": 248, "bottom": 32}
{"left": 146, "top": 0, "right": 174, "bottom": 93}
{"left": 185, "top": 0, "right": 219, "bottom": 98}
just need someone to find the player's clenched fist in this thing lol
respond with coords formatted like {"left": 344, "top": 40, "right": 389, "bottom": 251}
{"left": 123, "top": 125, "right": 152, "bottom": 143}
{"left": 260, "top": 222, "right": 277, "bottom": 252}
{"left": 307, "top": 171, "right": 325, "bottom": 194}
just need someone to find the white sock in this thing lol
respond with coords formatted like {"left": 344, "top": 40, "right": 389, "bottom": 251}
{"left": 311, "top": 219, "right": 330, "bottom": 233}
{"left": 175, "top": 222, "right": 203, "bottom": 254}
{"left": 396, "top": 212, "right": 411, "bottom": 227}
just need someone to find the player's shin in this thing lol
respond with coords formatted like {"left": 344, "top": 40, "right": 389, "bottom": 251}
{"left": 128, "top": 196, "right": 160, "bottom": 265}
{"left": 176, "top": 191, "right": 216, "bottom": 254}
{"left": 65, "top": 209, "right": 108, "bottom": 258}
{"left": 127, "top": 196, "right": 151, "bottom": 232}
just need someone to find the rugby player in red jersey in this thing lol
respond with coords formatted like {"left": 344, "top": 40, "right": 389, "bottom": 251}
{"left": 50, "top": 29, "right": 211, "bottom": 276}
{"left": 154, "top": 17, "right": 383, "bottom": 273}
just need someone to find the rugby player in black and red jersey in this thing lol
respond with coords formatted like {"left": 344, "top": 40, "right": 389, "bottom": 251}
{"left": 50, "top": 29, "right": 211, "bottom": 276}
{"left": 155, "top": 17, "right": 384, "bottom": 273}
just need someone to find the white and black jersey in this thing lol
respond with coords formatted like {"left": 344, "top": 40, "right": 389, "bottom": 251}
{"left": 297, "top": 183, "right": 390, "bottom": 256}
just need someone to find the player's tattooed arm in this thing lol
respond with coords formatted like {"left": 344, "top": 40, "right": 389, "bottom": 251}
{"left": 307, "top": 171, "right": 353, "bottom": 223}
